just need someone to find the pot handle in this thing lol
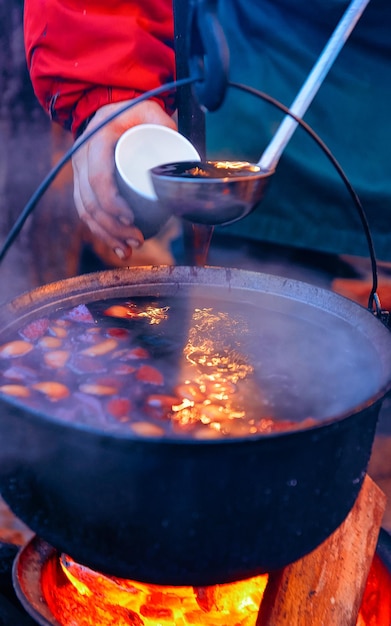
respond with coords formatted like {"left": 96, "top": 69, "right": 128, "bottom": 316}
{"left": 371, "top": 293, "right": 391, "bottom": 329}
{"left": 182, "top": 0, "right": 387, "bottom": 324}
{"left": 227, "top": 80, "right": 390, "bottom": 326}
{"left": 0, "top": 0, "right": 387, "bottom": 329}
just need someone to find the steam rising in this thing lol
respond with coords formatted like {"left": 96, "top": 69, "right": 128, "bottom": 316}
{"left": 177, "top": 288, "right": 381, "bottom": 423}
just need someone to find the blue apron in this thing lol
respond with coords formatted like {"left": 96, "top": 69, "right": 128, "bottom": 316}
{"left": 206, "top": 0, "right": 391, "bottom": 260}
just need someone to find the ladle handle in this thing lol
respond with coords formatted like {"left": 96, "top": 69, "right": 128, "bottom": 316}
{"left": 257, "top": 0, "right": 371, "bottom": 172}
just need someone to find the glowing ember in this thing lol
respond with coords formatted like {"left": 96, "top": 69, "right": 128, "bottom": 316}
{"left": 43, "top": 554, "right": 268, "bottom": 625}
{"left": 39, "top": 552, "right": 391, "bottom": 626}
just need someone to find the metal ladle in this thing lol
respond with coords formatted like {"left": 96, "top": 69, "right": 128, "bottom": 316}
{"left": 151, "top": 0, "right": 371, "bottom": 227}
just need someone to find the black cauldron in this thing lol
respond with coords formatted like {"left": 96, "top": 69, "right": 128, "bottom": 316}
{"left": 0, "top": 265, "right": 390, "bottom": 585}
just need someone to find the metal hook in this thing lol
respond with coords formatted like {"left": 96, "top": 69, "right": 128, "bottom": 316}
{"left": 369, "top": 291, "right": 391, "bottom": 328}
{"left": 188, "top": 0, "right": 229, "bottom": 112}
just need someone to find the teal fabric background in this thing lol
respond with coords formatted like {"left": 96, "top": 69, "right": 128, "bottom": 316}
{"left": 206, "top": 0, "right": 391, "bottom": 260}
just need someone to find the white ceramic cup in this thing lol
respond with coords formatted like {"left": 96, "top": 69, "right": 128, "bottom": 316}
{"left": 115, "top": 124, "right": 201, "bottom": 239}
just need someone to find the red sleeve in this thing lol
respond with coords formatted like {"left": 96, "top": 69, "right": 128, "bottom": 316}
{"left": 24, "top": 0, "right": 175, "bottom": 136}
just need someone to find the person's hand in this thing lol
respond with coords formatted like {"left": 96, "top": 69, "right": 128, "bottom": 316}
{"left": 72, "top": 99, "right": 177, "bottom": 261}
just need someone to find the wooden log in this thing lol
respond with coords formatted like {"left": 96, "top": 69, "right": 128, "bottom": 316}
{"left": 257, "top": 474, "right": 386, "bottom": 626}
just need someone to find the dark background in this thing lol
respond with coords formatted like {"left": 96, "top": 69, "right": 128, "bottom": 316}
{"left": 0, "top": 0, "right": 81, "bottom": 304}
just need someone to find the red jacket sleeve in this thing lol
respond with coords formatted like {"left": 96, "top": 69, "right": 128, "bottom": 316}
{"left": 24, "top": 0, "right": 175, "bottom": 136}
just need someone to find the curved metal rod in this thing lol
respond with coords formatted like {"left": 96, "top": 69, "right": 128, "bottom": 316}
{"left": 0, "top": 75, "right": 380, "bottom": 313}
{"left": 230, "top": 81, "right": 379, "bottom": 313}
{"left": 0, "top": 76, "right": 195, "bottom": 266}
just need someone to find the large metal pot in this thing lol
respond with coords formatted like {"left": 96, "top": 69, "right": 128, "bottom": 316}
{"left": 0, "top": 265, "right": 390, "bottom": 586}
